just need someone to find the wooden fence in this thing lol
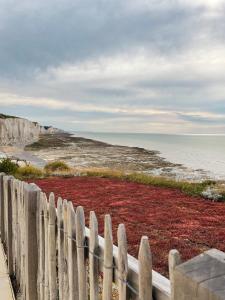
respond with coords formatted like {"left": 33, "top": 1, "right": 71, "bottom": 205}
{"left": 0, "top": 173, "right": 186, "bottom": 300}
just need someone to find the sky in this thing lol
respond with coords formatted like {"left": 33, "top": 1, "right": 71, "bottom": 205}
{"left": 0, "top": 0, "right": 225, "bottom": 134}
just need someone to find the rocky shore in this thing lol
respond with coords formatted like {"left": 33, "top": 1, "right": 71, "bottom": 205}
{"left": 22, "top": 132, "right": 211, "bottom": 181}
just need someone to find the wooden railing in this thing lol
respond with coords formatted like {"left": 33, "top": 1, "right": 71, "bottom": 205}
{"left": 4, "top": 173, "right": 223, "bottom": 300}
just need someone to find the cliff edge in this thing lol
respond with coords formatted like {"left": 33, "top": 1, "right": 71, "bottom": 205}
{"left": 0, "top": 114, "right": 59, "bottom": 146}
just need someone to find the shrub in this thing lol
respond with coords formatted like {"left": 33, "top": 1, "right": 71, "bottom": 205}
{"left": 0, "top": 158, "right": 19, "bottom": 175}
{"left": 16, "top": 165, "right": 44, "bottom": 179}
{"left": 44, "top": 160, "right": 70, "bottom": 173}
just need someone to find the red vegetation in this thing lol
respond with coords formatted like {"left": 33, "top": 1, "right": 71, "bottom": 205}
{"left": 30, "top": 177, "right": 225, "bottom": 276}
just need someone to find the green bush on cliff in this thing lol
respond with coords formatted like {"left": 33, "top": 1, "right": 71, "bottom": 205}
{"left": 44, "top": 160, "right": 70, "bottom": 173}
{"left": 0, "top": 158, "right": 19, "bottom": 175}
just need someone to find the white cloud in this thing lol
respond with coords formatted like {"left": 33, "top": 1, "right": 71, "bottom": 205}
{"left": 0, "top": 0, "right": 225, "bottom": 133}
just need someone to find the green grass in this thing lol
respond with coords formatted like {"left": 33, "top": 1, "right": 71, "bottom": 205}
{"left": 83, "top": 168, "right": 217, "bottom": 197}
{"left": 0, "top": 113, "right": 18, "bottom": 119}
{"left": 44, "top": 160, "right": 70, "bottom": 173}
{"left": 15, "top": 165, "right": 44, "bottom": 179}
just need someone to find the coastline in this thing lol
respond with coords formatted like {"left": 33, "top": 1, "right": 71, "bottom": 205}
{"left": 0, "top": 131, "right": 213, "bottom": 182}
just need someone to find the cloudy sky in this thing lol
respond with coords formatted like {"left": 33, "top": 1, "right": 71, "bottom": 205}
{"left": 0, "top": 0, "right": 225, "bottom": 134}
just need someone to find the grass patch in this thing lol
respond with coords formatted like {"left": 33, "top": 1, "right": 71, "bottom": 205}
{"left": 82, "top": 168, "right": 217, "bottom": 197}
{"left": 16, "top": 165, "right": 44, "bottom": 179}
{"left": 44, "top": 160, "right": 71, "bottom": 173}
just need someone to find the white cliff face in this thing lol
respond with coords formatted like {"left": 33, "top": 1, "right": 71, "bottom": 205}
{"left": 0, "top": 117, "right": 58, "bottom": 146}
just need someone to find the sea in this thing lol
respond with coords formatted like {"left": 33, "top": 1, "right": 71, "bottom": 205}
{"left": 74, "top": 132, "right": 225, "bottom": 181}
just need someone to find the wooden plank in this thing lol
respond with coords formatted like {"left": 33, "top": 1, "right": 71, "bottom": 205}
{"left": 6, "top": 176, "right": 13, "bottom": 276}
{"left": 44, "top": 193, "right": 50, "bottom": 300}
{"left": 67, "top": 201, "right": 79, "bottom": 300}
{"left": 3, "top": 176, "right": 8, "bottom": 248}
{"left": 117, "top": 224, "right": 128, "bottom": 300}
{"left": 63, "top": 200, "right": 69, "bottom": 299}
{"left": 138, "top": 236, "right": 152, "bottom": 300}
{"left": 0, "top": 241, "right": 16, "bottom": 300}
{"left": 168, "top": 249, "right": 181, "bottom": 300}
{"left": 39, "top": 192, "right": 46, "bottom": 300}
{"left": 174, "top": 249, "right": 225, "bottom": 299}
{"left": 57, "top": 197, "right": 64, "bottom": 300}
{"left": 102, "top": 214, "right": 113, "bottom": 300}
{"left": 76, "top": 206, "right": 87, "bottom": 300}
{"left": 89, "top": 211, "right": 99, "bottom": 300}
{"left": 19, "top": 180, "right": 26, "bottom": 296}
{"left": 0, "top": 173, "right": 5, "bottom": 249}
{"left": 24, "top": 183, "right": 41, "bottom": 300}
{"left": 18, "top": 180, "right": 25, "bottom": 296}
{"left": 48, "top": 193, "right": 57, "bottom": 300}
{"left": 11, "top": 179, "right": 16, "bottom": 275}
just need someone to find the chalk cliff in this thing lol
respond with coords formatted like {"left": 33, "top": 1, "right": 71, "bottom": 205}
{"left": 0, "top": 114, "right": 59, "bottom": 146}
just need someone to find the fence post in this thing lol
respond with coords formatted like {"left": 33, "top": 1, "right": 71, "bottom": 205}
{"left": 11, "top": 179, "right": 17, "bottom": 276}
{"left": 39, "top": 192, "right": 46, "bottom": 300}
{"left": 76, "top": 206, "right": 87, "bottom": 300}
{"left": 44, "top": 193, "right": 50, "bottom": 300}
{"left": 63, "top": 200, "right": 69, "bottom": 299}
{"left": 102, "top": 214, "right": 113, "bottom": 300}
{"left": 48, "top": 193, "right": 57, "bottom": 300}
{"left": 118, "top": 224, "right": 128, "bottom": 300}
{"left": 169, "top": 249, "right": 181, "bottom": 300}
{"left": 89, "top": 211, "right": 99, "bottom": 300}
{"left": 138, "top": 236, "right": 152, "bottom": 300}
{"left": 67, "top": 201, "right": 79, "bottom": 300}
{"left": 24, "top": 183, "right": 41, "bottom": 300}
{"left": 0, "top": 173, "right": 5, "bottom": 243}
{"left": 173, "top": 249, "right": 225, "bottom": 300}
{"left": 57, "top": 197, "right": 64, "bottom": 300}
{"left": 6, "top": 176, "right": 14, "bottom": 276}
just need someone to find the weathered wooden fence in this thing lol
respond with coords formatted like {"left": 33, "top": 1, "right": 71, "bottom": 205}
{"left": 1, "top": 173, "right": 224, "bottom": 300}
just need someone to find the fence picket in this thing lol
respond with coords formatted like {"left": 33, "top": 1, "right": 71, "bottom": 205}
{"left": 138, "top": 236, "right": 152, "bottom": 300}
{"left": 0, "top": 173, "right": 5, "bottom": 243}
{"left": 20, "top": 180, "right": 26, "bottom": 297}
{"left": 63, "top": 200, "right": 69, "bottom": 299}
{"left": 67, "top": 201, "right": 79, "bottom": 300}
{"left": 103, "top": 214, "right": 113, "bottom": 300}
{"left": 89, "top": 211, "right": 99, "bottom": 300}
{"left": 57, "top": 197, "right": 64, "bottom": 300}
{"left": 24, "top": 183, "right": 40, "bottom": 300}
{"left": 6, "top": 176, "right": 13, "bottom": 275}
{"left": 168, "top": 249, "right": 181, "bottom": 300}
{"left": 39, "top": 192, "right": 45, "bottom": 300}
{"left": 117, "top": 224, "right": 128, "bottom": 300}
{"left": 76, "top": 206, "right": 87, "bottom": 300}
{"left": 48, "top": 193, "right": 57, "bottom": 300}
{"left": 11, "top": 179, "right": 16, "bottom": 275}
{"left": 3, "top": 176, "right": 9, "bottom": 249}
{"left": 44, "top": 193, "right": 50, "bottom": 300}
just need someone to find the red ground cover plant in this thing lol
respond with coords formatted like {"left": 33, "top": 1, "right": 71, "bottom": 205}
{"left": 30, "top": 177, "right": 225, "bottom": 277}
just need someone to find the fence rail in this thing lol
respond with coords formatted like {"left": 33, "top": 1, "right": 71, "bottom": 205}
{"left": 1, "top": 173, "right": 223, "bottom": 300}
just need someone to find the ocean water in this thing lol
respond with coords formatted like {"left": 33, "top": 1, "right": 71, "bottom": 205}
{"left": 74, "top": 132, "right": 225, "bottom": 180}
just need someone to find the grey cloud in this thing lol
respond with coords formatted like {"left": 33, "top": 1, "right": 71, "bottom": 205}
{"left": 0, "top": 0, "right": 210, "bottom": 78}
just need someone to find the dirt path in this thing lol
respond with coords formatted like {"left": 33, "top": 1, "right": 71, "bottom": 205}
{"left": 30, "top": 177, "right": 225, "bottom": 276}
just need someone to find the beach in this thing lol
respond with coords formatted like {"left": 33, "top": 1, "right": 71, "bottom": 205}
{"left": 0, "top": 131, "right": 217, "bottom": 182}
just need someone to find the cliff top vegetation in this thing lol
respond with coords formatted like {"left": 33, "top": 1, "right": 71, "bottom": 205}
{"left": 0, "top": 113, "right": 18, "bottom": 119}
